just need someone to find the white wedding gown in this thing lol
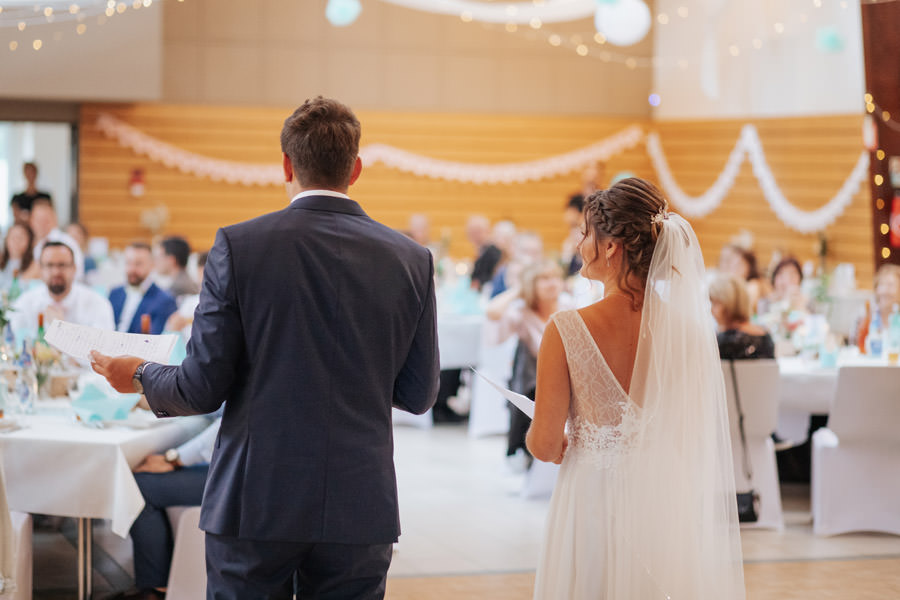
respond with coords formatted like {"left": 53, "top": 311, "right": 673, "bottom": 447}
{"left": 533, "top": 309, "right": 642, "bottom": 599}
{"left": 533, "top": 213, "right": 745, "bottom": 600}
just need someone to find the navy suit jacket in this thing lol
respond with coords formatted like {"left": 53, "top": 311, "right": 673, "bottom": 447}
{"left": 109, "top": 282, "right": 178, "bottom": 335}
{"left": 141, "top": 195, "right": 440, "bottom": 544}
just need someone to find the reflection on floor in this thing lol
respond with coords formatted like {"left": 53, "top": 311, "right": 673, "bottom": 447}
{"left": 31, "top": 424, "right": 900, "bottom": 598}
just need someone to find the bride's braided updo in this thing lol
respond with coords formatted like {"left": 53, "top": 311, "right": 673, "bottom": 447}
{"left": 583, "top": 177, "right": 668, "bottom": 309}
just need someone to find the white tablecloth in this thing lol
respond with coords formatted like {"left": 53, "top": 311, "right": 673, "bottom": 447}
{"left": 0, "top": 404, "right": 205, "bottom": 537}
{"left": 776, "top": 353, "right": 899, "bottom": 440}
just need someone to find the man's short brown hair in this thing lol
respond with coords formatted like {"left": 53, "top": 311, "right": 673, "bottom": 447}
{"left": 280, "top": 96, "right": 361, "bottom": 190}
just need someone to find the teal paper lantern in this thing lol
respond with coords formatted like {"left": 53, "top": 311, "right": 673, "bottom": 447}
{"left": 326, "top": 0, "right": 362, "bottom": 27}
{"left": 815, "top": 26, "right": 844, "bottom": 53}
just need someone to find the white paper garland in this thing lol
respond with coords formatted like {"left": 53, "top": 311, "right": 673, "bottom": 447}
{"left": 97, "top": 112, "right": 869, "bottom": 233}
{"left": 375, "top": 0, "right": 597, "bottom": 24}
{"left": 647, "top": 124, "right": 870, "bottom": 233}
{"left": 95, "top": 113, "right": 643, "bottom": 186}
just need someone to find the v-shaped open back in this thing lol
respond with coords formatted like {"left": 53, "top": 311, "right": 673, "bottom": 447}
{"left": 552, "top": 310, "right": 639, "bottom": 434}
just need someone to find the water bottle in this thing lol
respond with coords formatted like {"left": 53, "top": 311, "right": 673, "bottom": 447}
{"left": 887, "top": 304, "right": 900, "bottom": 365}
{"left": 14, "top": 341, "right": 37, "bottom": 415}
{"left": 868, "top": 305, "right": 884, "bottom": 358}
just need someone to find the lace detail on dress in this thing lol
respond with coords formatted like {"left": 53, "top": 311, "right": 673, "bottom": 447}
{"left": 553, "top": 310, "right": 642, "bottom": 468}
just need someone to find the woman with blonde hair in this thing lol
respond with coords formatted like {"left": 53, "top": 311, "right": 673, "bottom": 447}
{"left": 710, "top": 273, "right": 775, "bottom": 360}
{"left": 487, "top": 258, "right": 571, "bottom": 465}
{"left": 527, "top": 178, "right": 745, "bottom": 599}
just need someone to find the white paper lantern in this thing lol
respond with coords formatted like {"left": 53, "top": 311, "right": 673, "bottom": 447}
{"left": 594, "top": 0, "right": 651, "bottom": 47}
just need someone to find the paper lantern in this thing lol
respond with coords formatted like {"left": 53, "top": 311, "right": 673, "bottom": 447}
{"left": 594, "top": 0, "right": 651, "bottom": 47}
{"left": 326, "top": 0, "right": 362, "bottom": 27}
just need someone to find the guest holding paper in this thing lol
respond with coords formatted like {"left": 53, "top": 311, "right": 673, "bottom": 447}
{"left": 11, "top": 241, "right": 114, "bottom": 335}
{"left": 109, "top": 242, "right": 177, "bottom": 335}
{"left": 90, "top": 96, "right": 439, "bottom": 600}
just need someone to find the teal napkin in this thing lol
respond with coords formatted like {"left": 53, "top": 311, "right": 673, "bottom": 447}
{"left": 71, "top": 382, "right": 140, "bottom": 422}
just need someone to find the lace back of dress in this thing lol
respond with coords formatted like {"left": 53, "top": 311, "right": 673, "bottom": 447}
{"left": 552, "top": 310, "right": 638, "bottom": 457}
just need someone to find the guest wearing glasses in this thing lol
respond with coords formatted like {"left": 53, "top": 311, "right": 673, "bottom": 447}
{"left": 10, "top": 241, "right": 114, "bottom": 335}
{"left": 110, "top": 242, "right": 177, "bottom": 335}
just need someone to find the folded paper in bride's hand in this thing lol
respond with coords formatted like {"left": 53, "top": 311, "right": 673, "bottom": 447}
{"left": 472, "top": 369, "right": 535, "bottom": 419}
{"left": 44, "top": 320, "right": 177, "bottom": 364}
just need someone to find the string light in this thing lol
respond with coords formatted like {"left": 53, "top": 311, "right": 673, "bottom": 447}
{"left": 875, "top": 174, "right": 884, "bottom": 186}
{"left": 865, "top": 94, "right": 900, "bottom": 133}
{"left": 876, "top": 149, "right": 885, "bottom": 160}
{"left": 881, "top": 224, "right": 890, "bottom": 235}
{"left": 877, "top": 198, "right": 885, "bottom": 210}
{"left": 883, "top": 248, "right": 891, "bottom": 260}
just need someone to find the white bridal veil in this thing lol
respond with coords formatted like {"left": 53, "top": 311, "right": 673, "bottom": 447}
{"left": 610, "top": 213, "right": 745, "bottom": 599}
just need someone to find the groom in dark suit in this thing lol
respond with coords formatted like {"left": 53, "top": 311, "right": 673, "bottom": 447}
{"left": 91, "top": 96, "right": 440, "bottom": 599}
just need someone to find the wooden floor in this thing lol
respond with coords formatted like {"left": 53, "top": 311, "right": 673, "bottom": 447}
{"left": 386, "top": 557, "right": 900, "bottom": 599}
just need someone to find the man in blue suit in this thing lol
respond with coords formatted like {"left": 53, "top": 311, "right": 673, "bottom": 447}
{"left": 91, "top": 96, "right": 440, "bottom": 599}
{"left": 109, "top": 242, "right": 178, "bottom": 334}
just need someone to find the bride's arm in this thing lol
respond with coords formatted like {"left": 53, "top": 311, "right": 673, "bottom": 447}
{"left": 526, "top": 321, "right": 571, "bottom": 464}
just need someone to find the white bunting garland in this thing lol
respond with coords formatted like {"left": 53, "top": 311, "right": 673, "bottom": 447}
{"left": 95, "top": 113, "right": 643, "bottom": 186}
{"left": 97, "top": 112, "right": 870, "bottom": 233}
{"left": 375, "top": 0, "right": 597, "bottom": 24}
{"left": 647, "top": 124, "right": 870, "bottom": 234}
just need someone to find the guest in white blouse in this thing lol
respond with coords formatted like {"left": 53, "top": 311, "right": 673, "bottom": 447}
{"left": 10, "top": 241, "right": 114, "bottom": 337}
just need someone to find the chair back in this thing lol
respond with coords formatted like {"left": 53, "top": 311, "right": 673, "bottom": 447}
{"left": 829, "top": 366, "right": 900, "bottom": 443}
{"left": 721, "top": 359, "right": 780, "bottom": 438}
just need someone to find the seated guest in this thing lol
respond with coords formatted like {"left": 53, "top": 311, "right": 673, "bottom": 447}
{"left": 874, "top": 263, "right": 900, "bottom": 324}
{"left": 1, "top": 222, "right": 40, "bottom": 285}
{"left": 762, "top": 256, "right": 809, "bottom": 314}
{"left": 466, "top": 215, "right": 502, "bottom": 292}
{"left": 120, "top": 413, "right": 222, "bottom": 600}
{"left": 561, "top": 194, "right": 585, "bottom": 276}
{"left": 154, "top": 236, "right": 199, "bottom": 299}
{"left": 165, "top": 251, "right": 207, "bottom": 338}
{"left": 486, "top": 259, "right": 571, "bottom": 467}
{"left": 110, "top": 242, "right": 177, "bottom": 334}
{"left": 709, "top": 274, "right": 775, "bottom": 360}
{"left": 65, "top": 222, "right": 98, "bottom": 277}
{"left": 721, "top": 244, "right": 770, "bottom": 316}
{"left": 30, "top": 199, "right": 85, "bottom": 280}
{"left": 490, "top": 231, "right": 543, "bottom": 298}
{"left": 11, "top": 241, "right": 115, "bottom": 334}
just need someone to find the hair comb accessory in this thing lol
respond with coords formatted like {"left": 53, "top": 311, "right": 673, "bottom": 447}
{"left": 651, "top": 209, "right": 669, "bottom": 224}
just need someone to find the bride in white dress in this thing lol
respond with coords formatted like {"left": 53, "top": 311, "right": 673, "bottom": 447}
{"left": 527, "top": 178, "right": 745, "bottom": 599}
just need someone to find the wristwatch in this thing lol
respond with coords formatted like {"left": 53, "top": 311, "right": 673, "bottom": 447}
{"left": 132, "top": 361, "right": 149, "bottom": 394}
{"left": 164, "top": 448, "right": 181, "bottom": 465}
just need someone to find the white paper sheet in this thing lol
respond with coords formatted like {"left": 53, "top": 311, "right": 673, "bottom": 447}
{"left": 472, "top": 369, "right": 535, "bottom": 419}
{"left": 44, "top": 320, "right": 177, "bottom": 364}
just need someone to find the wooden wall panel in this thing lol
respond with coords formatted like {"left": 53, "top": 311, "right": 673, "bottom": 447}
{"left": 78, "top": 105, "right": 872, "bottom": 286}
{"left": 77, "top": 103, "right": 653, "bottom": 260}
{"left": 653, "top": 115, "right": 873, "bottom": 286}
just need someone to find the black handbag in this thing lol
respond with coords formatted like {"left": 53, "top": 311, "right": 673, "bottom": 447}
{"left": 729, "top": 360, "right": 760, "bottom": 523}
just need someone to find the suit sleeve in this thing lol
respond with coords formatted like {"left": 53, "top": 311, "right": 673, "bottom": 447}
{"left": 141, "top": 229, "right": 244, "bottom": 417}
{"left": 392, "top": 254, "right": 440, "bottom": 415}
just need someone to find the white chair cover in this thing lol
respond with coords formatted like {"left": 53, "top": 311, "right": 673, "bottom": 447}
{"left": 722, "top": 359, "right": 784, "bottom": 530}
{"left": 812, "top": 366, "right": 900, "bottom": 536}
{"left": 165, "top": 506, "right": 206, "bottom": 600}
{"left": 4, "top": 513, "right": 31, "bottom": 600}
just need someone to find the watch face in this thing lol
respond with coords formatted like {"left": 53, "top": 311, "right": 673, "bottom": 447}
{"left": 165, "top": 449, "right": 178, "bottom": 463}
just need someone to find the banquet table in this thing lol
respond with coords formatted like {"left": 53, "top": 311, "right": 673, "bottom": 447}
{"left": 0, "top": 401, "right": 206, "bottom": 600}
{"left": 776, "top": 352, "right": 900, "bottom": 440}
{"left": 437, "top": 314, "right": 483, "bottom": 370}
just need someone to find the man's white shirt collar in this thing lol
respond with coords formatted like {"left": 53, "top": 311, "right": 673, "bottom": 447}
{"left": 290, "top": 190, "right": 351, "bottom": 205}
